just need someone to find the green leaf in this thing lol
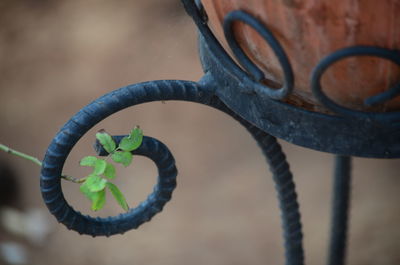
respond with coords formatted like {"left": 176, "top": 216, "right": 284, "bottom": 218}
{"left": 111, "top": 151, "right": 133, "bottom": 167}
{"left": 93, "top": 159, "right": 107, "bottom": 175}
{"left": 96, "top": 130, "right": 116, "bottom": 153}
{"left": 80, "top": 156, "right": 97, "bottom": 167}
{"left": 107, "top": 182, "right": 129, "bottom": 211}
{"left": 85, "top": 175, "right": 107, "bottom": 192}
{"left": 104, "top": 163, "right": 116, "bottom": 179}
{"left": 80, "top": 181, "right": 106, "bottom": 211}
{"left": 80, "top": 182, "right": 97, "bottom": 201}
{"left": 118, "top": 127, "right": 143, "bottom": 152}
{"left": 91, "top": 189, "right": 106, "bottom": 211}
{"left": 118, "top": 137, "right": 135, "bottom": 152}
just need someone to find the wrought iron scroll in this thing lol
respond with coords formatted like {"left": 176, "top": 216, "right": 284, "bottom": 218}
{"left": 41, "top": 80, "right": 304, "bottom": 264}
{"left": 39, "top": 1, "right": 399, "bottom": 265}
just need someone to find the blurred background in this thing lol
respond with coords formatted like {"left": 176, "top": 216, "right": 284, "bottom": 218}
{"left": 0, "top": 0, "right": 399, "bottom": 264}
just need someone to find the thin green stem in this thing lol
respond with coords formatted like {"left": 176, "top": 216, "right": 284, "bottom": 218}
{"left": 105, "top": 152, "right": 114, "bottom": 162}
{"left": 0, "top": 143, "right": 42, "bottom": 166}
{"left": 0, "top": 143, "right": 86, "bottom": 184}
{"left": 62, "top": 175, "right": 87, "bottom": 184}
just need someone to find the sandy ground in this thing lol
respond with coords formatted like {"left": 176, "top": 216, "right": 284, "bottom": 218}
{"left": 0, "top": 1, "right": 399, "bottom": 265}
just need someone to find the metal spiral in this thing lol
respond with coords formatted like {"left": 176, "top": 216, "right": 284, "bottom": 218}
{"left": 41, "top": 78, "right": 304, "bottom": 264}
{"left": 41, "top": 80, "right": 211, "bottom": 237}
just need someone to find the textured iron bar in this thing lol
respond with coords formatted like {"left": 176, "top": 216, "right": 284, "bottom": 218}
{"left": 41, "top": 78, "right": 304, "bottom": 265}
{"left": 195, "top": 90, "right": 305, "bottom": 265}
{"left": 247, "top": 126, "right": 304, "bottom": 265}
{"left": 206, "top": 92, "right": 305, "bottom": 265}
{"left": 328, "top": 155, "right": 352, "bottom": 265}
{"left": 40, "top": 80, "right": 208, "bottom": 237}
{"left": 195, "top": 93, "right": 305, "bottom": 265}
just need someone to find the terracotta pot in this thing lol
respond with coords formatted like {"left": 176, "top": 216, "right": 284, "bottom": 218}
{"left": 202, "top": 0, "right": 400, "bottom": 112}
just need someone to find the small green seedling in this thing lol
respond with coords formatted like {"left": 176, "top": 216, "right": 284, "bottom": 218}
{"left": 79, "top": 127, "right": 143, "bottom": 211}
{"left": 0, "top": 126, "right": 144, "bottom": 212}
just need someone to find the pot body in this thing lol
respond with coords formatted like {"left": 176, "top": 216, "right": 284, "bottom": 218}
{"left": 202, "top": 0, "right": 400, "bottom": 111}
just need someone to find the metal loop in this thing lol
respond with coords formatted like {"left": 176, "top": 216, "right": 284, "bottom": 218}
{"left": 311, "top": 46, "right": 400, "bottom": 125}
{"left": 223, "top": 10, "right": 294, "bottom": 100}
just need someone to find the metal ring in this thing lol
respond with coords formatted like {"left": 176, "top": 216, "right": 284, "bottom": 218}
{"left": 311, "top": 46, "right": 400, "bottom": 124}
{"left": 223, "top": 10, "right": 294, "bottom": 100}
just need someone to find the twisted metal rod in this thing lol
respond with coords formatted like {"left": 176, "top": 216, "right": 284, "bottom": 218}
{"left": 41, "top": 78, "right": 304, "bottom": 264}
{"left": 328, "top": 155, "right": 352, "bottom": 265}
{"left": 244, "top": 125, "right": 304, "bottom": 265}
{"left": 214, "top": 88, "right": 304, "bottom": 264}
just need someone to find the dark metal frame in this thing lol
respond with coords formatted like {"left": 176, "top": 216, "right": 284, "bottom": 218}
{"left": 40, "top": 1, "right": 399, "bottom": 265}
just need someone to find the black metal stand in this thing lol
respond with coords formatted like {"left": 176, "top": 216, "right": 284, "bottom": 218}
{"left": 328, "top": 156, "right": 352, "bottom": 265}
{"left": 40, "top": 1, "right": 400, "bottom": 265}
